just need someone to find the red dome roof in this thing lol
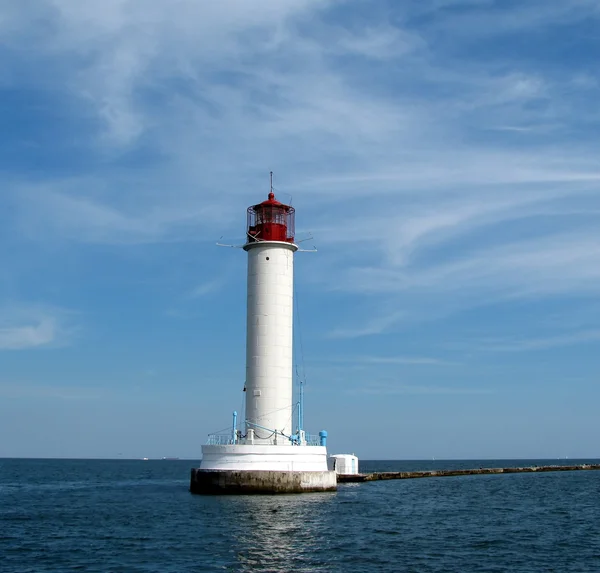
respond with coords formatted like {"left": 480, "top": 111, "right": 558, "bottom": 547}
{"left": 255, "top": 192, "right": 289, "bottom": 210}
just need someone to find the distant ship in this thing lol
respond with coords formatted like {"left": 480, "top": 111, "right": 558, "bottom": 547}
{"left": 161, "top": 457, "right": 180, "bottom": 460}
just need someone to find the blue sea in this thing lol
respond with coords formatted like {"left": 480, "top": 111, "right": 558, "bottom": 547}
{"left": 1, "top": 458, "right": 599, "bottom": 572}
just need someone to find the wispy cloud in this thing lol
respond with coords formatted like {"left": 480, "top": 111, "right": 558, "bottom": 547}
{"left": 413, "top": 0, "right": 598, "bottom": 39}
{"left": 353, "top": 355, "right": 453, "bottom": 366}
{"left": 327, "top": 355, "right": 452, "bottom": 365}
{"left": 0, "top": 382, "right": 103, "bottom": 400}
{"left": 0, "top": 307, "right": 76, "bottom": 350}
{"left": 2, "top": 0, "right": 600, "bottom": 459}
{"left": 328, "top": 310, "right": 405, "bottom": 338}
{"left": 5, "top": 1, "right": 600, "bottom": 245}
{"left": 189, "top": 279, "right": 224, "bottom": 298}
{"left": 187, "top": 262, "right": 237, "bottom": 299}
{"left": 479, "top": 330, "right": 600, "bottom": 352}
{"left": 349, "top": 382, "right": 493, "bottom": 396}
{"left": 333, "top": 25, "right": 424, "bottom": 59}
{"left": 14, "top": 183, "right": 224, "bottom": 245}
{"left": 3, "top": 0, "right": 600, "bottom": 350}
{"left": 340, "top": 232, "right": 600, "bottom": 300}
{"left": 0, "top": 319, "right": 55, "bottom": 350}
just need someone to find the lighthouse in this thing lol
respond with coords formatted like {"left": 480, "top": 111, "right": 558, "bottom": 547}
{"left": 190, "top": 177, "right": 336, "bottom": 494}
{"left": 243, "top": 190, "right": 296, "bottom": 444}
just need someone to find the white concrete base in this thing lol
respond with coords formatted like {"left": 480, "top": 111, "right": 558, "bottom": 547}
{"left": 193, "top": 444, "right": 336, "bottom": 494}
{"left": 200, "top": 444, "right": 329, "bottom": 472}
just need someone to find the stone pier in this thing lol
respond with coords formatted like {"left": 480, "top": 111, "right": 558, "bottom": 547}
{"left": 337, "top": 463, "right": 600, "bottom": 483}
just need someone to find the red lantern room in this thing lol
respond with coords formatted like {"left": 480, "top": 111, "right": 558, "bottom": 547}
{"left": 246, "top": 191, "right": 295, "bottom": 244}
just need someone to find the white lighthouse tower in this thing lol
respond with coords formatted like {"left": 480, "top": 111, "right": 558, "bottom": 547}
{"left": 190, "top": 178, "right": 336, "bottom": 494}
{"left": 244, "top": 188, "right": 296, "bottom": 444}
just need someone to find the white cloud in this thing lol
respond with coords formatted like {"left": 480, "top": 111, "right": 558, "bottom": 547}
{"left": 415, "top": 0, "right": 598, "bottom": 38}
{"left": 0, "top": 307, "right": 75, "bottom": 350}
{"left": 328, "top": 310, "right": 405, "bottom": 338}
{"left": 350, "top": 382, "right": 493, "bottom": 396}
{"left": 14, "top": 182, "right": 226, "bottom": 245}
{"left": 0, "top": 382, "right": 102, "bottom": 400}
{"left": 340, "top": 355, "right": 451, "bottom": 365}
{"left": 2, "top": 0, "right": 600, "bottom": 343}
{"left": 23, "top": 0, "right": 337, "bottom": 146}
{"left": 341, "top": 232, "right": 600, "bottom": 299}
{"left": 312, "top": 226, "right": 600, "bottom": 337}
{"left": 334, "top": 25, "right": 424, "bottom": 59}
{"left": 0, "top": 319, "right": 55, "bottom": 350}
{"left": 5, "top": 1, "right": 600, "bottom": 232}
{"left": 479, "top": 330, "right": 600, "bottom": 352}
{"left": 189, "top": 279, "right": 224, "bottom": 298}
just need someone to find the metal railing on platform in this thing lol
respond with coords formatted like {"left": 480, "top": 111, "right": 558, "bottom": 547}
{"left": 206, "top": 434, "right": 234, "bottom": 446}
{"left": 206, "top": 432, "right": 322, "bottom": 446}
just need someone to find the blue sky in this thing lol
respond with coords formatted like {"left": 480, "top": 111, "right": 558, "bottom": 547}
{"left": 1, "top": 0, "right": 600, "bottom": 460}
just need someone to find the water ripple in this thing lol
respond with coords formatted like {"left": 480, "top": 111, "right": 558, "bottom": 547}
{"left": 1, "top": 458, "right": 600, "bottom": 572}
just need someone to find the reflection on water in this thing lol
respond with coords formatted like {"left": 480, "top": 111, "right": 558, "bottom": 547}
{"left": 226, "top": 493, "right": 337, "bottom": 572}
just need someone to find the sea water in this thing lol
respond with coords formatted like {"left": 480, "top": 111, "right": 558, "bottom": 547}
{"left": 1, "top": 458, "right": 599, "bottom": 572}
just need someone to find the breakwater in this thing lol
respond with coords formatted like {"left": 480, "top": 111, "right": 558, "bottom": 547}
{"left": 338, "top": 464, "right": 600, "bottom": 483}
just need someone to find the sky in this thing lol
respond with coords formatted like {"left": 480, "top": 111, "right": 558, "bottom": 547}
{"left": 1, "top": 0, "right": 600, "bottom": 460}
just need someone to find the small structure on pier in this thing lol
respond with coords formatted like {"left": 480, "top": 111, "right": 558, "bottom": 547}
{"left": 329, "top": 454, "right": 360, "bottom": 476}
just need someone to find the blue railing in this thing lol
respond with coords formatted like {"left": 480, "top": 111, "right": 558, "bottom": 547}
{"left": 206, "top": 432, "right": 322, "bottom": 446}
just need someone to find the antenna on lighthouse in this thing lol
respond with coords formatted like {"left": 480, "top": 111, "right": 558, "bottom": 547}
{"left": 270, "top": 171, "right": 273, "bottom": 194}
{"left": 216, "top": 235, "right": 244, "bottom": 248}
